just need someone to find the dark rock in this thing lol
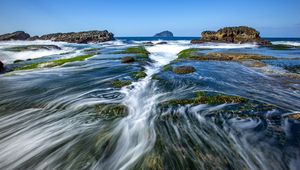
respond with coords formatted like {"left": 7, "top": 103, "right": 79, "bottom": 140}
{"left": 173, "top": 66, "right": 196, "bottom": 74}
{"left": 39, "top": 30, "right": 114, "bottom": 43}
{"left": 154, "top": 31, "right": 174, "bottom": 37}
{"left": 0, "top": 31, "right": 30, "bottom": 41}
{"left": 143, "top": 42, "right": 154, "bottom": 46}
{"left": 27, "top": 36, "right": 40, "bottom": 41}
{"left": 121, "top": 57, "right": 135, "bottom": 63}
{"left": 13, "top": 59, "right": 24, "bottom": 63}
{"left": 191, "top": 26, "right": 271, "bottom": 45}
{"left": 0, "top": 61, "right": 4, "bottom": 72}
{"left": 5, "top": 45, "right": 61, "bottom": 52}
{"left": 156, "top": 42, "right": 168, "bottom": 45}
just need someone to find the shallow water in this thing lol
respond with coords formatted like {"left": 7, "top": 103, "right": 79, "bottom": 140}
{"left": 0, "top": 38, "right": 300, "bottom": 170}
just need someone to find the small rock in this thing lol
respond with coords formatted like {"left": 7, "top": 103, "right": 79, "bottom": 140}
{"left": 156, "top": 42, "right": 167, "bottom": 45}
{"left": 0, "top": 61, "right": 4, "bottom": 72}
{"left": 121, "top": 57, "right": 135, "bottom": 63}
{"left": 173, "top": 66, "right": 196, "bottom": 74}
{"left": 239, "top": 60, "right": 267, "bottom": 67}
{"left": 13, "top": 59, "right": 24, "bottom": 63}
{"left": 286, "top": 113, "right": 300, "bottom": 120}
{"left": 143, "top": 42, "right": 154, "bottom": 46}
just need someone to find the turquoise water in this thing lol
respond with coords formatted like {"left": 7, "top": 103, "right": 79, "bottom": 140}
{"left": 0, "top": 38, "right": 300, "bottom": 169}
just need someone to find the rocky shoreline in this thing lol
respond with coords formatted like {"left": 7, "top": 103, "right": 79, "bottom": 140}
{"left": 0, "top": 30, "right": 115, "bottom": 43}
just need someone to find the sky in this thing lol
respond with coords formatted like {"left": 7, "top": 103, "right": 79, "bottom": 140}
{"left": 0, "top": 0, "right": 300, "bottom": 37}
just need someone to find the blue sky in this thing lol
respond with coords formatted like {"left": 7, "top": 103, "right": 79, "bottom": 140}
{"left": 0, "top": 0, "right": 299, "bottom": 37}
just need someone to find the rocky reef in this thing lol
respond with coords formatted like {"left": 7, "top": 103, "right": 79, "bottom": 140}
{"left": 0, "top": 30, "right": 114, "bottom": 43}
{"left": 191, "top": 26, "right": 270, "bottom": 45}
{"left": 154, "top": 31, "right": 174, "bottom": 37}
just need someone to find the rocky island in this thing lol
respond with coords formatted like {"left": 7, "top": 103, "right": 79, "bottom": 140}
{"left": 191, "top": 26, "right": 270, "bottom": 45}
{"left": 0, "top": 30, "right": 115, "bottom": 43}
{"left": 154, "top": 31, "right": 174, "bottom": 37}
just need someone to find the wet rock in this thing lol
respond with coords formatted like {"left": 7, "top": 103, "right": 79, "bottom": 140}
{"left": 284, "top": 65, "right": 300, "bottom": 74}
{"left": 0, "top": 31, "right": 30, "bottom": 41}
{"left": 0, "top": 61, "right": 4, "bottom": 72}
{"left": 39, "top": 30, "right": 114, "bottom": 43}
{"left": 143, "top": 42, "right": 154, "bottom": 46}
{"left": 177, "top": 49, "right": 274, "bottom": 61}
{"left": 13, "top": 59, "right": 24, "bottom": 63}
{"left": 156, "top": 42, "right": 168, "bottom": 45}
{"left": 191, "top": 26, "right": 271, "bottom": 45}
{"left": 131, "top": 70, "right": 147, "bottom": 79}
{"left": 121, "top": 57, "right": 135, "bottom": 63}
{"left": 239, "top": 60, "right": 267, "bottom": 67}
{"left": 95, "top": 103, "right": 128, "bottom": 119}
{"left": 172, "top": 66, "right": 196, "bottom": 74}
{"left": 5, "top": 45, "right": 61, "bottom": 52}
{"left": 269, "top": 44, "right": 300, "bottom": 50}
{"left": 286, "top": 113, "right": 300, "bottom": 120}
{"left": 154, "top": 31, "right": 173, "bottom": 37}
{"left": 111, "top": 80, "right": 132, "bottom": 88}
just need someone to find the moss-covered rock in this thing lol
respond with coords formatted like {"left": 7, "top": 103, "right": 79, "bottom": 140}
{"left": 111, "top": 80, "right": 132, "bottom": 88}
{"left": 113, "top": 46, "right": 150, "bottom": 57}
{"left": 172, "top": 66, "right": 196, "bottom": 74}
{"left": 94, "top": 103, "right": 128, "bottom": 119}
{"left": 131, "top": 71, "right": 147, "bottom": 79}
{"left": 162, "top": 65, "right": 172, "bottom": 71}
{"left": 164, "top": 91, "right": 248, "bottom": 106}
{"left": 121, "top": 57, "right": 135, "bottom": 63}
{"left": 14, "top": 54, "right": 94, "bottom": 71}
{"left": 177, "top": 50, "right": 275, "bottom": 61}
{"left": 177, "top": 48, "right": 210, "bottom": 59}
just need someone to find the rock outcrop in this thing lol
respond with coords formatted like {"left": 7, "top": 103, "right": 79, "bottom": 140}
{"left": 0, "top": 31, "right": 30, "bottom": 41}
{"left": 39, "top": 30, "right": 114, "bottom": 43}
{"left": 0, "top": 61, "right": 4, "bottom": 72}
{"left": 154, "top": 31, "right": 174, "bottom": 37}
{"left": 191, "top": 26, "right": 270, "bottom": 45}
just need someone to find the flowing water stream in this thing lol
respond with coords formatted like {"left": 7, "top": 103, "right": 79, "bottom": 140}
{"left": 0, "top": 39, "right": 300, "bottom": 170}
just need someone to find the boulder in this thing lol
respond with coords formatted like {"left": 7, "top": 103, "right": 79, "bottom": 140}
{"left": 0, "top": 61, "right": 4, "bottom": 72}
{"left": 39, "top": 30, "right": 114, "bottom": 43}
{"left": 173, "top": 66, "right": 196, "bottom": 74}
{"left": 154, "top": 31, "right": 174, "bottom": 37}
{"left": 0, "top": 31, "right": 30, "bottom": 41}
{"left": 191, "top": 26, "right": 270, "bottom": 45}
{"left": 156, "top": 41, "right": 168, "bottom": 45}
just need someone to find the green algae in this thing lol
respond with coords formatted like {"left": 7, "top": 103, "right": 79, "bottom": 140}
{"left": 177, "top": 48, "right": 210, "bottom": 59}
{"left": 15, "top": 54, "right": 94, "bottom": 71}
{"left": 131, "top": 70, "right": 147, "bottom": 79}
{"left": 113, "top": 46, "right": 150, "bottom": 58}
{"left": 111, "top": 80, "right": 132, "bottom": 88}
{"left": 94, "top": 103, "right": 128, "bottom": 119}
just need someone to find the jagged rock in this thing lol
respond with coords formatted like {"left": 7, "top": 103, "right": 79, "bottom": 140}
{"left": 39, "top": 30, "right": 114, "bottom": 43}
{"left": 0, "top": 31, "right": 30, "bottom": 41}
{"left": 156, "top": 42, "right": 168, "bottom": 45}
{"left": 154, "top": 31, "right": 174, "bottom": 37}
{"left": 0, "top": 61, "right": 4, "bottom": 72}
{"left": 191, "top": 26, "right": 270, "bottom": 45}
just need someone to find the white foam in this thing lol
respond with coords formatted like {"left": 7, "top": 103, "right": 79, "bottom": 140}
{"left": 271, "top": 41, "right": 300, "bottom": 46}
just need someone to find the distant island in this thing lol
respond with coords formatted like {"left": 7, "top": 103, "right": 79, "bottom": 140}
{"left": 153, "top": 31, "right": 174, "bottom": 37}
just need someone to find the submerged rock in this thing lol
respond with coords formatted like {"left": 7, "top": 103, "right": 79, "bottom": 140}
{"left": 121, "top": 57, "right": 135, "bottom": 63}
{"left": 39, "top": 30, "right": 114, "bottom": 43}
{"left": 156, "top": 42, "right": 168, "bottom": 45}
{"left": 5, "top": 45, "right": 61, "bottom": 52}
{"left": 95, "top": 103, "right": 128, "bottom": 119}
{"left": 154, "top": 31, "right": 174, "bottom": 37}
{"left": 172, "top": 66, "right": 196, "bottom": 74}
{"left": 286, "top": 113, "right": 300, "bottom": 120}
{"left": 269, "top": 44, "right": 300, "bottom": 50}
{"left": 284, "top": 65, "right": 300, "bottom": 74}
{"left": 191, "top": 26, "right": 270, "bottom": 45}
{"left": 0, "top": 31, "right": 30, "bottom": 41}
{"left": 239, "top": 60, "right": 267, "bottom": 67}
{"left": 0, "top": 61, "right": 4, "bottom": 72}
